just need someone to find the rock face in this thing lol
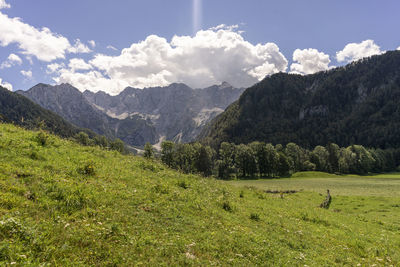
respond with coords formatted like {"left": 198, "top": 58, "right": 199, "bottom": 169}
{"left": 19, "top": 82, "right": 244, "bottom": 146}
{"left": 18, "top": 83, "right": 157, "bottom": 146}
{"left": 83, "top": 82, "right": 244, "bottom": 144}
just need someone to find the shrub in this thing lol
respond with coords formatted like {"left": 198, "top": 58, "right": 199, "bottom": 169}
{"left": 250, "top": 213, "right": 260, "bottom": 221}
{"left": 0, "top": 218, "right": 30, "bottom": 241}
{"left": 29, "top": 150, "right": 45, "bottom": 161}
{"left": 75, "top": 132, "right": 91, "bottom": 146}
{"left": 222, "top": 201, "right": 233, "bottom": 212}
{"left": 178, "top": 180, "right": 189, "bottom": 189}
{"left": 143, "top": 142, "right": 154, "bottom": 159}
{"left": 36, "top": 131, "right": 48, "bottom": 146}
{"left": 78, "top": 161, "right": 96, "bottom": 176}
{"left": 110, "top": 139, "right": 125, "bottom": 153}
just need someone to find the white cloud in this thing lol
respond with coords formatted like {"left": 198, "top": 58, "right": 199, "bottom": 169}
{"left": 68, "top": 58, "right": 92, "bottom": 71}
{"left": 68, "top": 39, "right": 92, "bottom": 54}
{"left": 0, "top": 13, "right": 91, "bottom": 62}
{"left": 21, "top": 70, "right": 32, "bottom": 78}
{"left": 0, "top": 0, "right": 10, "bottom": 9}
{"left": 107, "top": 45, "right": 118, "bottom": 51}
{"left": 397, "top": 46, "right": 400, "bottom": 51}
{"left": 336, "top": 40, "right": 383, "bottom": 63}
{"left": 55, "top": 26, "right": 287, "bottom": 94}
{"left": 290, "top": 48, "right": 331, "bottom": 75}
{"left": 54, "top": 69, "right": 129, "bottom": 94}
{"left": 46, "top": 62, "right": 64, "bottom": 74}
{"left": 0, "top": 53, "right": 22, "bottom": 69}
{"left": 0, "top": 77, "right": 12, "bottom": 91}
{"left": 88, "top": 40, "right": 96, "bottom": 48}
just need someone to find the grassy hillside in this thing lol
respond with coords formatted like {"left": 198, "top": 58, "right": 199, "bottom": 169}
{"left": 0, "top": 123, "right": 399, "bottom": 266}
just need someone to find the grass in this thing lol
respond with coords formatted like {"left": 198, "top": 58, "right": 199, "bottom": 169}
{"left": 229, "top": 171, "right": 400, "bottom": 197}
{"left": 0, "top": 123, "right": 400, "bottom": 266}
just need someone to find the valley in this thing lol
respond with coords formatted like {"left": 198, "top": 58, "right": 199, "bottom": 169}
{"left": 0, "top": 124, "right": 399, "bottom": 265}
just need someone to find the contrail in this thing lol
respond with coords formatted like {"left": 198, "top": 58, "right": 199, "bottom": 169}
{"left": 193, "top": 0, "right": 202, "bottom": 35}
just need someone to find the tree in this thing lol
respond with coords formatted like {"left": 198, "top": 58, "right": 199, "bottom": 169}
{"left": 143, "top": 142, "right": 154, "bottom": 159}
{"left": 235, "top": 144, "right": 257, "bottom": 178}
{"left": 174, "top": 144, "right": 196, "bottom": 173}
{"left": 312, "top": 146, "right": 329, "bottom": 171}
{"left": 110, "top": 138, "right": 125, "bottom": 153}
{"left": 326, "top": 143, "right": 340, "bottom": 173}
{"left": 348, "top": 145, "right": 375, "bottom": 174}
{"left": 195, "top": 145, "right": 214, "bottom": 176}
{"left": 277, "top": 153, "right": 290, "bottom": 177}
{"left": 285, "top": 143, "right": 305, "bottom": 172}
{"left": 217, "top": 142, "right": 236, "bottom": 179}
{"left": 75, "top": 131, "right": 90, "bottom": 146}
{"left": 94, "top": 135, "right": 109, "bottom": 148}
{"left": 161, "top": 141, "right": 175, "bottom": 167}
{"left": 249, "top": 142, "right": 267, "bottom": 177}
{"left": 265, "top": 144, "right": 279, "bottom": 177}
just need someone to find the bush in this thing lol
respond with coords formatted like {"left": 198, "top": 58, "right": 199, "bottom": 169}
{"left": 250, "top": 213, "right": 260, "bottom": 221}
{"left": 78, "top": 161, "right": 96, "bottom": 176}
{"left": 36, "top": 131, "right": 48, "bottom": 146}
{"left": 222, "top": 201, "right": 233, "bottom": 212}
{"left": 110, "top": 139, "right": 125, "bottom": 153}
{"left": 178, "top": 180, "right": 189, "bottom": 189}
{"left": 143, "top": 142, "right": 154, "bottom": 159}
{"left": 75, "top": 132, "right": 91, "bottom": 146}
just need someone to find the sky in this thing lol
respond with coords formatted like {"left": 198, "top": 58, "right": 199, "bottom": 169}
{"left": 0, "top": 0, "right": 399, "bottom": 94}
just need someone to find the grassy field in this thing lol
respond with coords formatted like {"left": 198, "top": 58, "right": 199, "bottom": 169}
{"left": 228, "top": 171, "right": 400, "bottom": 197}
{"left": 1, "top": 124, "right": 400, "bottom": 266}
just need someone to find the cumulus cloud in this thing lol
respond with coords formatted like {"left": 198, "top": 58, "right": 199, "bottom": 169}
{"left": 88, "top": 40, "right": 96, "bottom": 48}
{"left": 21, "top": 70, "right": 33, "bottom": 78}
{"left": 0, "top": 77, "right": 12, "bottom": 91}
{"left": 68, "top": 39, "right": 92, "bottom": 54}
{"left": 54, "top": 69, "right": 129, "bottom": 94}
{"left": 46, "top": 62, "right": 65, "bottom": 74}
{"left": 54, "top": 25, "right": 287, "bottom": 94}
{"left": 0, "top": 53, "right": 22, "bottom": 69}
{"left": 68, "top": 58, "right": 92, "bottom": 71}
{"left": 290, "top": 48, "right": 331, "bottom": 75}
{"left": 0, "top": 0, "right": 10, "bottom": 9}
{"left": 397, "top": 46, "right": 400, "bottom": 51}
{"left": 106, "top": 45, "right": 118, "bottom": 51}
{"left": 336, "top": 40, "right": 383, "bottom": 63}
{"left": 0, "top": 13, "right": 91, "bottom": 62}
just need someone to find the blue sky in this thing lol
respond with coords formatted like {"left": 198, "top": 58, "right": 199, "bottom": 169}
{"left": 0, "top": 0, "right": 399, "bottom": 94}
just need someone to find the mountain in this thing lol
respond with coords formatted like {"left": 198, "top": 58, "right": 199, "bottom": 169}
{"left": 83, "top": 82, "right": 245, "bottom": 144}
{"left": 0, "top": 86, "right": 90, "bottom": 138}
{"left": 199, "top": 51, "right": 400, "bottom": 149}
{"left": 18, "top": 83, "right": 157, "bottom": 146}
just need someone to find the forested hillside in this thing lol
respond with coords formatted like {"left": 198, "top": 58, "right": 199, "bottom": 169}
{"left": 0, "top": 86, "right": 90, "bottom": 138}
{"left": 199, "top": 51, "right": 400, "bottom": 149}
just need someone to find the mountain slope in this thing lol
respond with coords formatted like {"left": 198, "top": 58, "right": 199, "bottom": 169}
{"left": 18, "top": 83, "right": 157, "bottom": 146}
{"left": 83, "top": 82, "right": 245, "bottom": 143}
{"left": 0, "top": 123, "right": 399, "bottom": 265}
{"left": 199, "top": 51, "right": 400, "bottom": 148}
{"left": 0, "top": 86, "right": 89, "bottom": 138}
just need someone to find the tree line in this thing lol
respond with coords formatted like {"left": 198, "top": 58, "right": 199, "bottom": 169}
{"left": 153, "top": 141, "right": 400, "bottom": 179}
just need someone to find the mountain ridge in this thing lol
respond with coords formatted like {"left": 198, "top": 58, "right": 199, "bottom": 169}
{"left": 19, "top": 82, "right": 245, "bottom": 146}
{"left": 199, "top": 50, "right": 400, "bottom": 149}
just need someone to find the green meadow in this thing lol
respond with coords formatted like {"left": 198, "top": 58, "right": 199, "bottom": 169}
{"left": 228, "top": 171, "right": 400, "bottom": 197}
{"left": 0, "top": 124, "right": 399, "bottom": 266}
